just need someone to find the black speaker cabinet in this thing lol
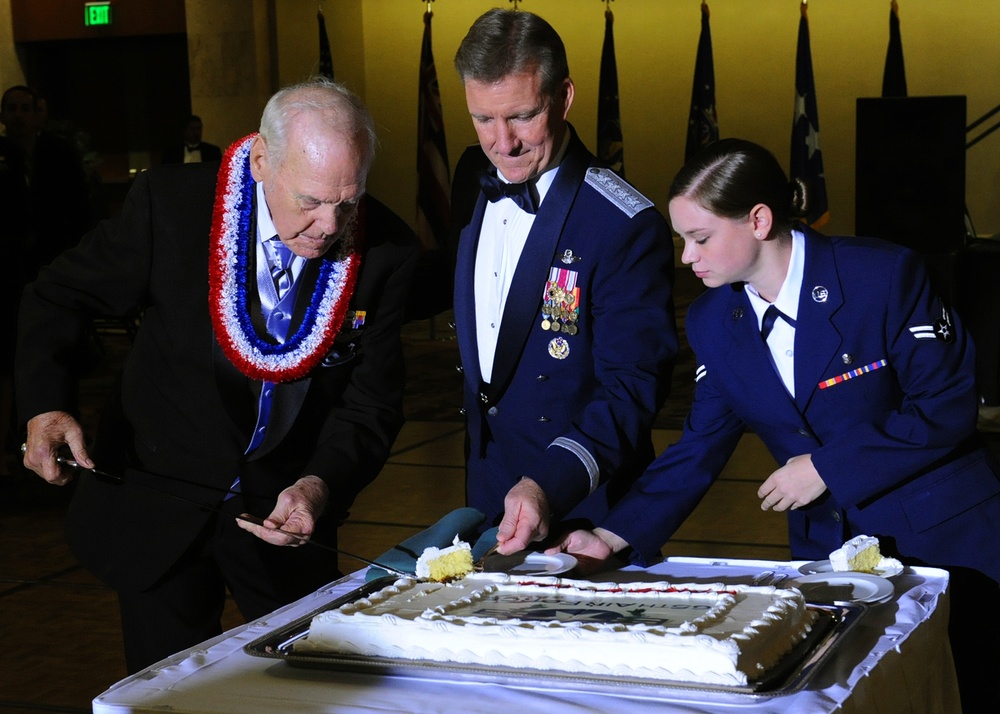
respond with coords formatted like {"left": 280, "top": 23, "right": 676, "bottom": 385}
{"left": 855, "top": 96, "right": 967, "bottom": 256}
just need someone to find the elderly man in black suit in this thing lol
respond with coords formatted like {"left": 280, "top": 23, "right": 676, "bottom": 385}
{"left": 17, "top": 78, "right": 418, "bottom": 673}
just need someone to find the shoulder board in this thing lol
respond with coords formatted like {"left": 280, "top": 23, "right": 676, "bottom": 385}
{"left": 583, "top": 167, "right": 654, "bottom": 218}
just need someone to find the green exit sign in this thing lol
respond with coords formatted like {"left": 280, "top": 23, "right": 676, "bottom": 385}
{"left": 84, "top": 2, "right": 113, "bottom": 26}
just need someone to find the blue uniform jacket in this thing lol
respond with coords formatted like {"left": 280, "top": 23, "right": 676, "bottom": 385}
{"left": 452, "top": 128, "right": 677, "bottom": 526}
{"left": 603, "top": 228, "right": 1000, "bottom": 583}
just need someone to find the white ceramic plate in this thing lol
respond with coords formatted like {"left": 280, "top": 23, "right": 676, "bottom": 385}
{"left": 790, "top": 572, "right": 895, "bottom": 604}
{"left": 798, "top": 558, "right": 904, "bottom": 578}
{"left": 508, "top": 553, "right": 577, "bottom": 576}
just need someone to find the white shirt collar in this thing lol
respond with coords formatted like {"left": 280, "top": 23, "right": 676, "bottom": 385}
{"left": 745, "top": 229, "right": 805, "bottom": 325}
{"left": 256, "top": 181, "right": 277, "bottom": 243}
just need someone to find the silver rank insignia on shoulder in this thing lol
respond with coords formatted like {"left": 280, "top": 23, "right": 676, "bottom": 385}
{"left": 584, "top": 167, "right": 654, "bottom": 218}
{"left": 909, "top": 305, "right": 956, "bottom": 344}
{"left": 933, "top": 305, "right": 955, "bottom": 343}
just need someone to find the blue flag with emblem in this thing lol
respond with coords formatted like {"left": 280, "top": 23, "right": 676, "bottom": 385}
{"left": 882, "top": 0, "right": 907, "bottom": 97}
{"left": 318, "top": 9, "right": 334, "bottom": 79}
{"left": 416, "top": 8, "right": 451, "bottom": 251}
{"left": 790, "top": 1, "right": 828, "bottom": 228}
{"left": 685, "top": 1, "right": 719, "bottom": 162}
{"left": 597, "top": 8, "right": 625, "bottom": 177}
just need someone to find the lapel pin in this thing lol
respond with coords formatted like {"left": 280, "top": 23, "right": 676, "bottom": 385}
{"left": 812, "top": 286, "right": 829, "bottom": 303}
{"left": 561, "top": 249, "right": 581, "bottom": 264}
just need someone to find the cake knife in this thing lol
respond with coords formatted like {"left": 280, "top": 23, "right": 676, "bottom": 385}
{"left": 233, "top": 513, "right": 411, "bottom": 577}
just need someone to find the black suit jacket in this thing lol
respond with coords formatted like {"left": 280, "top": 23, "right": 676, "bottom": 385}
{"left": 16, "top": 161, "right": 418, "bottom": 591}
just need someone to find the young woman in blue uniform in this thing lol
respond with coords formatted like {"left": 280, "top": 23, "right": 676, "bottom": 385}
{"left": 551, "top": 138, "right": 1000, "bottom": 709}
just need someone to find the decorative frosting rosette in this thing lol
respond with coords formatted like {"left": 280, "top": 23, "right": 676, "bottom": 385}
{"left": 208, "top": 134, "right": 360, "bottom": 383}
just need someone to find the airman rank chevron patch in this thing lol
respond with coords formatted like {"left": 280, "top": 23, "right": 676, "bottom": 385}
{"left": 584, "top": 167, "right": 654, "bottom": 217}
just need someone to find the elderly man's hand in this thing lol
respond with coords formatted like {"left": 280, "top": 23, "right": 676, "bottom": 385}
{"left": 23, "top": 411, "right": 91, "bottom": 486}
{"left": 495, "top": 477, "right": 550, "bottom": 555}
{"left": 237, "top": 475, "right": 329, "bottom": 546}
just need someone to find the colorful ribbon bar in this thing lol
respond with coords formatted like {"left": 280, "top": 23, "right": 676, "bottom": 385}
{"left": 818, "top": 359, "right": 888, "bottom": 390}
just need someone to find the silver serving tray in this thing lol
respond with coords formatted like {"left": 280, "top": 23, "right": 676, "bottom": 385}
{"left": 244, "top": 575, "right": 867, "bottom": 699}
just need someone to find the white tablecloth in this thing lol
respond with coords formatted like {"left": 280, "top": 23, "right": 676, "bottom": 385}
{"left": 93, "top": 557, "right": 960, "bottom": 713}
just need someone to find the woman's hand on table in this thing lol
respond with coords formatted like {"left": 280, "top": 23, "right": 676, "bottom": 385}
{"left": 546, "top": 527, "right": 629, "bottom": 575}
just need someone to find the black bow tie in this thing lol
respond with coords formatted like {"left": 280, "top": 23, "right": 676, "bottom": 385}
{"left": 479, "top": 172, "right": 538, "bottom": 214}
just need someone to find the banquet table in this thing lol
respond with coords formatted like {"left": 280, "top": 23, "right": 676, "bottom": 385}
{"left": 93, "top": 557, "right": 960, "bottom": 714}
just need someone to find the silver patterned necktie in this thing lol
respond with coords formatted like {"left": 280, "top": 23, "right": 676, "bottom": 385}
{"left": 270, "top": 238, "right": 294, "bottom": 298}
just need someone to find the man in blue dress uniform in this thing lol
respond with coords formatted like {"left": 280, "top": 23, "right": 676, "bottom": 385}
{"left": 450, "top": 8, "right": 677, "bottom": 555}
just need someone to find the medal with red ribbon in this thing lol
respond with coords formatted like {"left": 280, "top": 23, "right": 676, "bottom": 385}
{"left": 541, "top": 267, "right": 581, "bottom": 336}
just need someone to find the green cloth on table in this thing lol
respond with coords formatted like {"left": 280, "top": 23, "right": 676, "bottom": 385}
{"left": 471, "top": 526, "right": 499, "bottom": 561}
{"left": 365, "top": 507, "right": 486, "bottom": 582}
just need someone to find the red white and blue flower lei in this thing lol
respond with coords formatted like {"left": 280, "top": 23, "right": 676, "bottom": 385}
{"left": 208, "top": 134, "right": 360, "bottom": 383}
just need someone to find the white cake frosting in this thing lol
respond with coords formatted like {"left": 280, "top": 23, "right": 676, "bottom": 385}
{"left": 295, "top": 573, "right": 818, "bottom": 687}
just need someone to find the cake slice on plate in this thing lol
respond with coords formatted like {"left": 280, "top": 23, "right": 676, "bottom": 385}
{"left": 829, "top": 535, "right": 881, "bottom": 573}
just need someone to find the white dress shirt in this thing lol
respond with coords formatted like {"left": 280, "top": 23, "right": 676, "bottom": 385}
{"left": 255, "top": 181, "right": 305, "bottom": 301}
{"left": 474, "top": 136, "right": 569, "bottom": 382}
{"left": 745, "top": 229, "right": 805, "bottom": 397}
